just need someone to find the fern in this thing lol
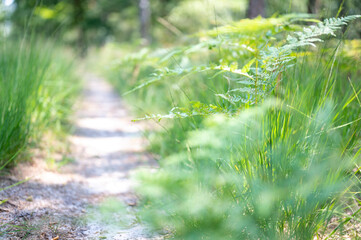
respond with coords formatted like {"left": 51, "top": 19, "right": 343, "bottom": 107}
{"left": 135, "top": 101, "right": 226, "bottom": 121}
{"left": 125, "top": 15, "right": 360, "bottom": 120}
{"left": 285, "top": 15, "right": 361, "bottom": 49}
{"left": 223, "top": 15, "right": 361, "bottom": 106}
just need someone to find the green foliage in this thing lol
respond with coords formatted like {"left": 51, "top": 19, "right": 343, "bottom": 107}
{"left": 116, "top": 15, "right": 360, "bottom": 119}
{"left": 166, "top": 0, "right": 246, "bottom": 34}
{"left": 105, "top": 15, "right": 361, "bottom": 239}
{"left": 137, "top": 101, "right": 353, "bottom": 239}
{"left": 7, "top": 0, "right": 361, "bottom": 48}
{"left": 0, "top": 39, "right": 80, "bottom": 168}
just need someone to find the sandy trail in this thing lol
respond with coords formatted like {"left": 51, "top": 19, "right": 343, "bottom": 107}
{"left": 0, "top": 74, "right": 158, "bottom": 239}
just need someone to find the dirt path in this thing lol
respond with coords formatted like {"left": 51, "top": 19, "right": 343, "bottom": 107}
{"left": 0, "top": 74, "right": 159, "bottom": 239}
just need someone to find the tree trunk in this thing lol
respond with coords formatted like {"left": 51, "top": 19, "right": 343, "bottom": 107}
{"left": 139, "top": 0, "right": 151, "bottom": 45}
{"left": 247, "top": 0, "right": 265, "bottom": 19}
{"left": 307, "top": 0, "right": 321, "bottom": 14}
{"left": 73, "top": 0, "right": 87, "bottom": 57}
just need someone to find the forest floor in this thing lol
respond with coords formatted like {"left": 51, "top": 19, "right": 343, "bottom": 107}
{"left": 0, "top": 74, "right": 161, "bottom": 239}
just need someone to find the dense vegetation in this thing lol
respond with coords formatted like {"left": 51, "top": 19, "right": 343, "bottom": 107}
{"left": 0, "top": 38, "right": 79, "bottom": 169}
{"left": 104, "top": 14, "right": 361, "bottom": 239}
{"left": 1, "top": 0, "right": 361, "bottom": 239}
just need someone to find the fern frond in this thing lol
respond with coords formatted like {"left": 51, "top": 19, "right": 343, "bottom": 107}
{"left": 135, "top": 102, "right": 226, "bottom": 121}
{"left": 284, "top": 15, "right": 361, "bottom": 50}
{"left": 256, "top": 15, "right": 361, "bottom": 93}
{"left": 125, "top": 15, "right": 361, "bottom": 120}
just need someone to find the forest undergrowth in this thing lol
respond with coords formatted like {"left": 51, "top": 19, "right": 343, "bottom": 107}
{"left": 102, "top": 14, "right": 361, "bottom": 239}
{"left": 0, "top": 36, "right": 81, "bottom": 237}
{"left": 0, "top": 37, "right": 80, "bottom": 170}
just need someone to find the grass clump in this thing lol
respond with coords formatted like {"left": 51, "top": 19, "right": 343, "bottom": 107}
{"left": 137, "top": 100, "right": 353, "bottom": 239}
{"left": 0, "top": 39, "right": 80, "bottom": 169}
{"left": 104, "top": 15, "right": 361, "bottom": 239}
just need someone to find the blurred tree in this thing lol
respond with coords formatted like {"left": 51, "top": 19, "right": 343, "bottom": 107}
{"left": 247, "top": 0, "right": 265, "bottom": 18}
{"left": 6, "top": 0, "right": 360, "bottom": 48}
{"left": 307, "top": 0, "right": 321, "bottom": 14}
{"left": 73, "top": 0, "right": 87, "bottom": 56}
{"left": 139, "top": 0, "right": 151, "bottom": 44}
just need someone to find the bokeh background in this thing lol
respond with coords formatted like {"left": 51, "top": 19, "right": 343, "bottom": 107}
{"left": 1, "top": 0, "right": 360, "bottom": 55}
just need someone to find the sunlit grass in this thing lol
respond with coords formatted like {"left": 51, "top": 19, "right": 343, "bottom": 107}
{"left": 0, "top": 38, "right": 80, "bottom": 168}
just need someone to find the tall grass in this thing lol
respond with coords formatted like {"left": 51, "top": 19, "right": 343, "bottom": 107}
{"left": 104, "top": 15, "right": 361, "bottom": 239}
{"left": 137, "top": 101, "right": 353, "bottom": 239}
{"left": 135, "top": 52, "right": 361, "bottom": 239}
{"left": 0, "top": 38, "right": 80, "bottom": 168}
